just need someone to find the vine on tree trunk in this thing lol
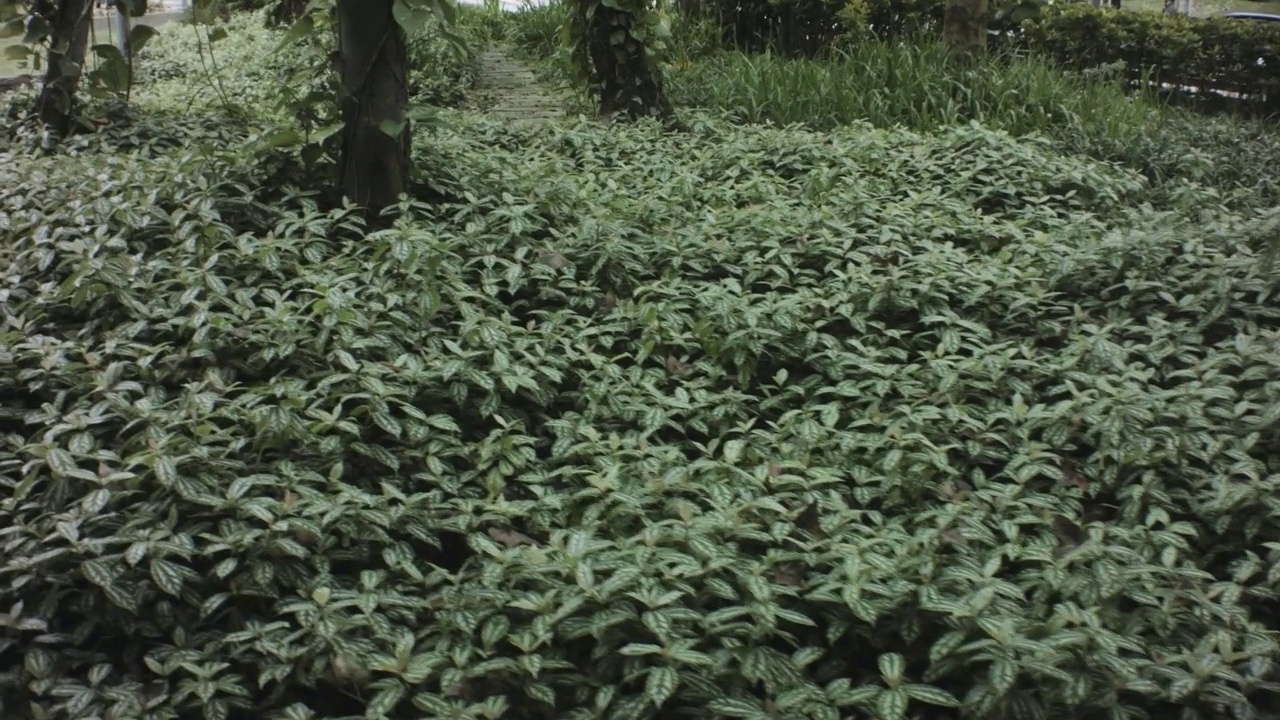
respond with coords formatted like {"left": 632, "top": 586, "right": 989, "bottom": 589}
{"left": 568, "top": 0, "right": 674, "bottom": 121}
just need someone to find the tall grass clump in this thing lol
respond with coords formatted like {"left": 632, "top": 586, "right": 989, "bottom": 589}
{"left": 505, "top": 0, "right": 573, "bottom": 61}
{"left": 663, "top": 39, "right": 1280, "bottom": 208}
{"left": 666, "top": 41, "right": 1161, "bottom": 137}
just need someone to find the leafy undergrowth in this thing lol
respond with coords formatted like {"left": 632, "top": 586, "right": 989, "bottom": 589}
{"left": 663, "top": 46, "right": 1280, "bottom": 211}
{"left": 501, "top": 1, "right": 1280, "bottom": 212}
{"left": 3, "top": 100, "right": 1280, "bottom": 720}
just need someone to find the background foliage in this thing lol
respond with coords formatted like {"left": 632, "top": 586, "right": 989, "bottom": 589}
{"left": 1022, "top": 4, "right": 1280, "bottom": 108}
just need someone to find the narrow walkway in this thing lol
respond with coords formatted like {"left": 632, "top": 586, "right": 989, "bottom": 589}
{"left": 469, "top": 46, "right": 566, "bottom": 125}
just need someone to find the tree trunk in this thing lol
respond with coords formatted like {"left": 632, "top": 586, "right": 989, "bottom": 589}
{"left": 941, "top": 0, "right": 987, "bottom": 58}
{"left": 36, "top": 0, "right": 94, "bottom": 137}
{"left": 576, "top": 0, "right": 673, "bottom": 121}
{"left": 270, "top": 0, "right": 308, "bottom": 26}
{"left": 334, "top": 0, "right": 411, "bottom": 215}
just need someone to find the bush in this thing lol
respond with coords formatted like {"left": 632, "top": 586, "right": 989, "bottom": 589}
{"left": 1021, "top": 4, "right": 1280, "bottom": 106}
{"left": 504, "top": 0, "right": 573, "bottom": 62}
{"left": 5, "top": 75, "right": 1280, "bottom": 719}
{"left": 662, "top": 41, "right": 1280, "bottom": 211}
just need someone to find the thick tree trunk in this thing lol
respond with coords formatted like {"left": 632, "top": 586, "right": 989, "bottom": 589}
{"left": 334, "top": 0, "right": 411, "bottom": 215}
{"left": 36, "top": 0, "right": 94, "bottom": 137}
{"left": 576, "top": 0, "right": 673, "bottom": 121}
{"left": 941, "top": 0, "right": 987, "bottom": 58}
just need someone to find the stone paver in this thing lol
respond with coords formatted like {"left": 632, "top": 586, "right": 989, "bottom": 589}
{"left": 470, "top": 46, "right": 565, "bottom": 125}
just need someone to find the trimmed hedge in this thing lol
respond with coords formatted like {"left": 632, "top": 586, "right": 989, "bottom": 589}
{"left": 1021, "top": 5, "right": 1280, "bottom": 103}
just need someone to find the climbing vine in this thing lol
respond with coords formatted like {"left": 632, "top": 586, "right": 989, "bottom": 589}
{"left": 567, "top": 0, "right": 673, "bottom": 120}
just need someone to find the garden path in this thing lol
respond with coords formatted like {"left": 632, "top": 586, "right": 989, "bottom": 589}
{"left": 469, "top": 45, "right": 567, "bottom": 125}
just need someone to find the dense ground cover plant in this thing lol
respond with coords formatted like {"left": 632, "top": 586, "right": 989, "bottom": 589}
{"left": 5, "top": 7, "right": 1280, "bottom": 720}
{"left": 1022, "top": 4, "right": 1280, "bottom": 107}
{"left": 504, "top": 3, "right": 1280, "bottom": 211}
{"left": 5, "top": 71, "right": 1280, "bottom": 720}
{"left": 649, "top": 40, "right": 1280, "bottom": 211}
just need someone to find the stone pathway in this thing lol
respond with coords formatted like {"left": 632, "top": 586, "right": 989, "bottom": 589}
{"left": 469, "top": 46, "right": 566, "bottom": 125}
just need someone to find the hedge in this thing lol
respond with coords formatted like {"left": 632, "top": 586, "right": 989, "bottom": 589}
{"left": 1020, "top": 4, "right": 1280, "bottom": 104}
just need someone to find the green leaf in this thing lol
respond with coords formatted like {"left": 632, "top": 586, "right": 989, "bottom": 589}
{"left": 618, "top": 643, "right": 663, "bottom": 656}
{"left": 645, "top": 666, "right": 678, "bottom": 707}
{"left": 378, "top": 118, "right": 407, "bottom": 138}
{"left": 480, "top": 615, "right": 510, "bottom": 647}
{"left": 46, "top": 448, "right": 77, "bottom": 476}
{"left": 372, "top": 409, "right": 402, "bottom": 438}
{"left": 367, "top": 681, "right": 406, "bottom": 717}
{"left": 723, "top": 438, "right": 745, "bottom": 464}
{"left": 706, "top": 697, "right": 768, "bottom": 719}
{"left": 990, "top": 658, "right": 1018, "bottom": 694}
{"left": 903, "top": 684, "right": 960, "bottom": 707}
{"left": 129, "top": 24, "right": 158, "bottom": 53}
{"left": 155, "top": 456, "right": 178, "bottom": 486}
{"left": 392, "top": 0, "right": 435, "bottom": 34}
{"left": 275, "top": 13, "right": 315, "bottom": 53}
{"left": 150, "top": 558, "right": 186, "bottom": 596}
{"left": 82, "top": 559, "right": 118, "bottom": 588}
{"left": 876, "top": 688, "right": 908, "bottom": 720}
{"left": 877, "top": 652, "right": 905, "bottom": 685}
{"left": 265, "top": 128, "right": 304, "bottom": 148}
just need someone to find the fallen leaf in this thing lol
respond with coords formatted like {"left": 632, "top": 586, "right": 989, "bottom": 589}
{"left": 537, "top": 251, "right": 568, "bottom": 270}
{"left": 330, "top": 654, "right": 369, "bottom": 685}
{"left": 666, "top": 355, "right": 693, "bottom": 376}
{"left": 593, "top": 292, "right": 617, "bottom": 315}
{"left": 1060, "top": 459, "right": 1088, "bottom": 492}
{"left": 488, "top": 527, "right": 538, "bottom": 548}
{"left": 773, "top": 562, "right": 807, "bottom": 586}
{"left": 793, "top": 501, "right": 823, "bottom": 538}
{"left": 1050, "top": 514, "right": 1086, "bottom": 553}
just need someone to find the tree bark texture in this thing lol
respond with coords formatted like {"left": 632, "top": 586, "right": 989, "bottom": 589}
{"left": 941, "top": 0, "right": 987, "bottom": 58}
{"left": 335, "top": 0, "right": 411, "bottom": 215}
{"left": 575, "top": 0, "right": 673, "bottom": 121}
{"left": 36, "top": 0, "right": 94, "bottom": 137}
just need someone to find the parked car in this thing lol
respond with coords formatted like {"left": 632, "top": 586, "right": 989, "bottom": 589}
{"left": 1223, "top": 11, "right": 1280, "bottom": 22}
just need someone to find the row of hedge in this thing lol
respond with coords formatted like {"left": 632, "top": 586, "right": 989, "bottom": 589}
{"left": 1021, "top": 4, "right": 1280, "bottom": 106}
{"left": 686, "top": 0, "right": 1280, "bottom": 105}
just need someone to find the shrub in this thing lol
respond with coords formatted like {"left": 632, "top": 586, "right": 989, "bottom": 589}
{"left": 1020, "top": 4, "right": 1280, "bottom": 107}
{"left": 662, "top": 41, "right": 1280, "bottom": 211}
{"left": 5, "top": 83, "right": 1280, "bottom": 719}
{"left": 504, "top": 0, "right": 573, "bottom": 62}
{"left": 664, "top": 41, "right": 1156, "bottom": 137}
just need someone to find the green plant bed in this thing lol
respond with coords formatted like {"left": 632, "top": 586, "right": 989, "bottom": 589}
{"left": 3, "top": 94, "right": 1280, "bottom": 719}
{"left": 661, "top": 42, "right": 1280, "bottom": 211}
